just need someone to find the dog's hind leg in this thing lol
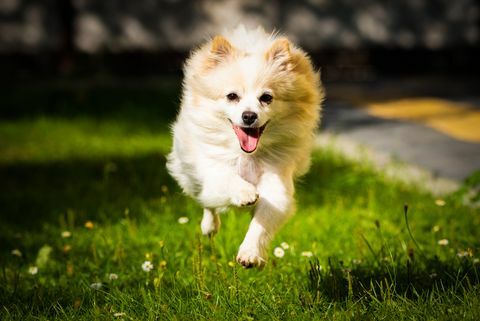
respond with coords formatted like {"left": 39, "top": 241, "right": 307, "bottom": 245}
{"left": 201, "top": 208, "right": 221, "bottom": 236}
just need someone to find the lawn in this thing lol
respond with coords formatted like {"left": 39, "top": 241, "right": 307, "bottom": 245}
{"left": 1, "top": 80, "right": 479, "bottom": 320}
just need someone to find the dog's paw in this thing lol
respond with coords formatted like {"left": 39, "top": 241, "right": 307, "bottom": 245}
{"left": 230, "top": 180, "right": 259, "bottom": 207}
{"left": 236, "top": 246, "right": 266, "bottom": 268}
{"left": 201, "top": 211, "right": 220, "bottom": 236}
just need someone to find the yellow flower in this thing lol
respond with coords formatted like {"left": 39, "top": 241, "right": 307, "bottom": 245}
{"left": 63, "top": 244, "right": 72, "bottom": 254}
{"left": 159, "top": 260, "right": 167, "bottom": 269}
{"left": 435, "top": 199, "right": 446, "bottom": 206}
{"left": 61, "top": 231, "right": 72, "bottom": 238}
{"left": 84, "top": 221, "right": 94, "bottom": 230}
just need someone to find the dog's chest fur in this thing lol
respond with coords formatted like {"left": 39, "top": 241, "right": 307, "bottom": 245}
{"left": 237, "top": 155, "right": 262, "bottom": 185}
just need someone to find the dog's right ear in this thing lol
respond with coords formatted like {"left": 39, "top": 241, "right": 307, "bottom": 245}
{"left": 211, "top": 36, "right": 234, "bottom": 57}
{"left": 206, "top": 36, "right": 235, "bottom": 69}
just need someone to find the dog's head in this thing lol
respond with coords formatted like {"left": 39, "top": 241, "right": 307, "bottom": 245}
{"left": 184, "top": 29, "right": 321, "bottom": 154}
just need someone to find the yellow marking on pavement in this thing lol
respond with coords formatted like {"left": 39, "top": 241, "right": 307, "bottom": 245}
{"left": 364, "top": 98, "right": 480, "bottom": 143}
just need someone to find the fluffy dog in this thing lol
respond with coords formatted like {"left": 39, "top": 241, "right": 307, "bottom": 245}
{"left": 167, "top": 26, "right": 323, "bottom": 268}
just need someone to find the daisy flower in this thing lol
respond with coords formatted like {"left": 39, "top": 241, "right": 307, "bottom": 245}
{"left": 109, "top": 273, "right": 119, "bottom": 280}
{"left": 273, "top": 247, "right": 285, "bottom": 258}
{"left": 301, "top": 251, "right": 313, "bottom": 257}
{"left": 142, "top": 260, "right": 154, "bottom": 272}
{"left": 90, "top": 282, "right": 102, "bottom": 290}
{"left": 178, "top": 217, "right": 189, "bottom": 224}
{"left": 28, "top": 266, "right": 38, "bottom": 275}
{"left": 280, "top": 242, "right": 290, "bottom": 250}
{"left": 438, "top": 239, "right": 449, "bottom": 246}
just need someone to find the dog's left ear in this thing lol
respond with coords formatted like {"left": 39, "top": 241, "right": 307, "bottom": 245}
{"left": 265, "top": 38, "right": 291, "bottom": 68}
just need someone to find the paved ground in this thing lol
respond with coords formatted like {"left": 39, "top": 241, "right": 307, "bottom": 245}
{"left": 321, "top": 78, "right": 480, "bottom": 183}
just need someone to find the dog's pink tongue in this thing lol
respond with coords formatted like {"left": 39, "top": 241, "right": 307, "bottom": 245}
{"left": 233, "top": 126, "right": 260, "bottom": 153}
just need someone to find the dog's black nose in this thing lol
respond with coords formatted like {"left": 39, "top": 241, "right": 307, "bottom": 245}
{"left": 242, "top": 111, "right": 258, "bottom": 126}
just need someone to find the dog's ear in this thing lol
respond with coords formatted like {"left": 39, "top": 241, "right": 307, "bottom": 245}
{"left": 265, "top": 38, "right": 291, "bottom": 67}
{"left": 211, "top": 36, "right": 234, "bottom": 57}
{"left": 206, "top": 36, "right": 235, "bottom": 69}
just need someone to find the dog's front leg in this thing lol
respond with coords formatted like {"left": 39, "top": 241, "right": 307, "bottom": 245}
{"left": 236, "top": 169, "right": 294, "bottom": 268}
{"left": 198, "top": 167, "right": 259, "bottom": 209}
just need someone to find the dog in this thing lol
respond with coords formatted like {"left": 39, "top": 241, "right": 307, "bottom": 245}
{"left": 167, "top": 26, "right": 323, "bottom": 268}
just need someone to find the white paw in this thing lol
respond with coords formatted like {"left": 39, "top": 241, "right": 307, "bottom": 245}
{"left": 236, "top": 245, "right": 266, "bottom": 268}
{"left": 230, "top": 180, "right": 259, "bottom": 207}
{"left": 201, "top": 212, "right": 220, "bottom": 236}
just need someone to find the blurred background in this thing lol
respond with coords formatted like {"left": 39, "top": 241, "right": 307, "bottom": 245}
{"left": 1, "top": 0, "right": 479, "bottom": 182}
{"left": 1, "top": 0, "right": 479, "bottom": 78}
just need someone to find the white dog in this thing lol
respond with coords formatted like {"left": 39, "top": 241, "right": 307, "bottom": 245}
{"left": 167, "top": 26, "right": 323, "bottom": 268}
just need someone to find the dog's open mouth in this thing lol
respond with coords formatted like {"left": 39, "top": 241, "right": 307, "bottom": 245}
{"left": 232, "top": 123, "right": 267, "bottom": 153}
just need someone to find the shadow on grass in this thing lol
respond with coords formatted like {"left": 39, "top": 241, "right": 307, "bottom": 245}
{"left": 0, "top": 81, "right": 183, "bottom": 245}
{"left": 0, "top": 153, "right": 180, "bottom": 245}
{"left": 307, "top": 255, "right": 480, "bottom": 303}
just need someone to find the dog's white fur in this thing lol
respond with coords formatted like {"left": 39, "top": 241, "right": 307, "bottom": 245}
{"left": 167, "top": 26, "right": 323, "bottom": 268}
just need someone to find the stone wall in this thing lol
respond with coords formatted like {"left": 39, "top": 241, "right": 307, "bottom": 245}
{"left": 0, "top": 0, "right": 478, "bottom": 53}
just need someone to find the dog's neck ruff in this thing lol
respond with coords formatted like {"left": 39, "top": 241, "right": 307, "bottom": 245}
{"left": 237, "top": 155, "right": 261, "bottom": 185}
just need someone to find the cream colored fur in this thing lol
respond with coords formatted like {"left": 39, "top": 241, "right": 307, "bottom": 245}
{"left": 167, "top": 26, "right": 323, "bottom": 268}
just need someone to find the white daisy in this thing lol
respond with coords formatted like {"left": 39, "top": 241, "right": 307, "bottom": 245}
{"left": 28, "top": 266, "right": 38, "bottom": 275}
{"left": 280, "top": 242, "right": 290, "bottom": 250}
{"left": 301, "top": 251, "right": 313, "bottom": 257}
{"left": 90, "top": 282, "right": 102, "bottom": 290}
{"left": 109, "top": 273, "right": 119, "bottom": 280}
{"left": 437, "top": 239, "right": 449, "bottom": 246}
{"left": 273, "top": 247, "right": 285, "bottom": 258}
{"left": 177, "top": 217, "right": 189, "bottom": 224}
{"left": 142, "top": 260, "right": 154, "bottom": 272}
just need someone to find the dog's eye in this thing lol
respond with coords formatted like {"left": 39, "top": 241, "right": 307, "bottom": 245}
{"left": 259, "top": 93, "right": 273, "bottom": 104}
{"left": 226, "top": 93, "right": 239, "bottom": 101}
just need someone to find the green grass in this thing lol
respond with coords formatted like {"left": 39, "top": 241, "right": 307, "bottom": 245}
{"left": 1, "top": 81, "right": 479, "bottom": 320}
